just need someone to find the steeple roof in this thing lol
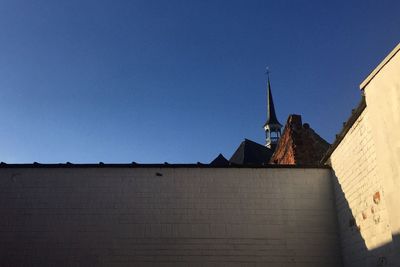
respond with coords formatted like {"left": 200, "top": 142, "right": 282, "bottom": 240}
{"left": 263, "top": 77, "right": 282, "bottom": 128}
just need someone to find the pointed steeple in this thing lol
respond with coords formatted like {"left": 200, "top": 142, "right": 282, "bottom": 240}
{"left": 264, "top": 77, "right": 282, "bottom": 127}
{"left": 263, "top": 73, "right": 282, "bottom": 148}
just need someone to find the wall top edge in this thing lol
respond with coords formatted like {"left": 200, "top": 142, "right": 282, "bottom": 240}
{"left": 0, "top": 162, "right": 331, "bottom": 169}
{"left": 321, "top": 96, "right": 366, "bottom": 164}
{"left": 360, "top": 42, "right": 400, "bottom": 90}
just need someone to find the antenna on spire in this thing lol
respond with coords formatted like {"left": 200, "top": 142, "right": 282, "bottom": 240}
{"left": 265, "top": 66, "right": 271, "bottom": 80}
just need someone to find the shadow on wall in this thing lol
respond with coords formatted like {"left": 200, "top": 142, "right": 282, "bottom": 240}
{"left": 332, "top": 171, "right": 400, "bottom": 267}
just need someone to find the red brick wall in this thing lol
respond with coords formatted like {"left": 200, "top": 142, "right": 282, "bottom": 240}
{"left": 270, "top": 115, "right": 329, "bottom": 165}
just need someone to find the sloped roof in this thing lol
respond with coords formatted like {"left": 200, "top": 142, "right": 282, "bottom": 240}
{"left": 210, "top": 154, "right": 230, "bottom": 166}
{"left": 229, "top": 139, "right": 274, "bottom": 165}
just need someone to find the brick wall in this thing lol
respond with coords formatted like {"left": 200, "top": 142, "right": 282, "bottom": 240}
{"left": 270, "top": 115, "right": 329, "bottom": 165}
{"left": 330, "top": 109, "right": 393, "bottom": 267}
{"left": 0, "top": 167, "right": 341, "bottom": 267}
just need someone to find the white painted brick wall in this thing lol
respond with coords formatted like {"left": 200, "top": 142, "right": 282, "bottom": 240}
{"left": 0, "top": 167, "right": 341, "bottom": 267}
{"left": 330, "top": 109, "right": 393, "bottom": 267}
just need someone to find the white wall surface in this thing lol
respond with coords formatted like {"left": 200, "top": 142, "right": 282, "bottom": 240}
{"left": 330, "top": 109, "right": 393, "bottom": 267}
{"left": 329, "top": 44, "right": 400, "bottom": 267}
{"left": 363, "top": 45, "right": 400, "bottom": 267}
{"left": 363, "top": 46, "right": 400, "bottom": 237}
{"left": 0, "top": 167, "right": 341, "bottom": 267}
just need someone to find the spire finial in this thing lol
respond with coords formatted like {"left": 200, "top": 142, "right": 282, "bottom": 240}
{"left": 265, "top": 66, "right": 271, "bottom": 81}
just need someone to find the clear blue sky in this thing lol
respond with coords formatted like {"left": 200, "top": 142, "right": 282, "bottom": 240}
{"left": 0, "top": 0, "right": 399, "bottom": 163}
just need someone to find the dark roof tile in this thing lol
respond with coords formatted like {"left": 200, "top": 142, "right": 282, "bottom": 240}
{"left": 229, "top": 139, "right": 274, "bottom": 165}
{"left": 210, "top": 154, "right": 230, "bottom": 166}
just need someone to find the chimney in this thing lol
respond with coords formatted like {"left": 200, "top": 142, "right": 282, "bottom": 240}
{"left": 287, "top": 114, "right": 302, "bottom": 130}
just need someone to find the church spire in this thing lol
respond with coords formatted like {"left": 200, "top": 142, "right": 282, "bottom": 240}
{"left": 263, "top": 71, "right": 282, "bottom": 148}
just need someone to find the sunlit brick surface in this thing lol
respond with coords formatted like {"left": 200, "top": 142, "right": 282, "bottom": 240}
{"left": 330, "top": 109, "right": 393, "bottom": 267}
